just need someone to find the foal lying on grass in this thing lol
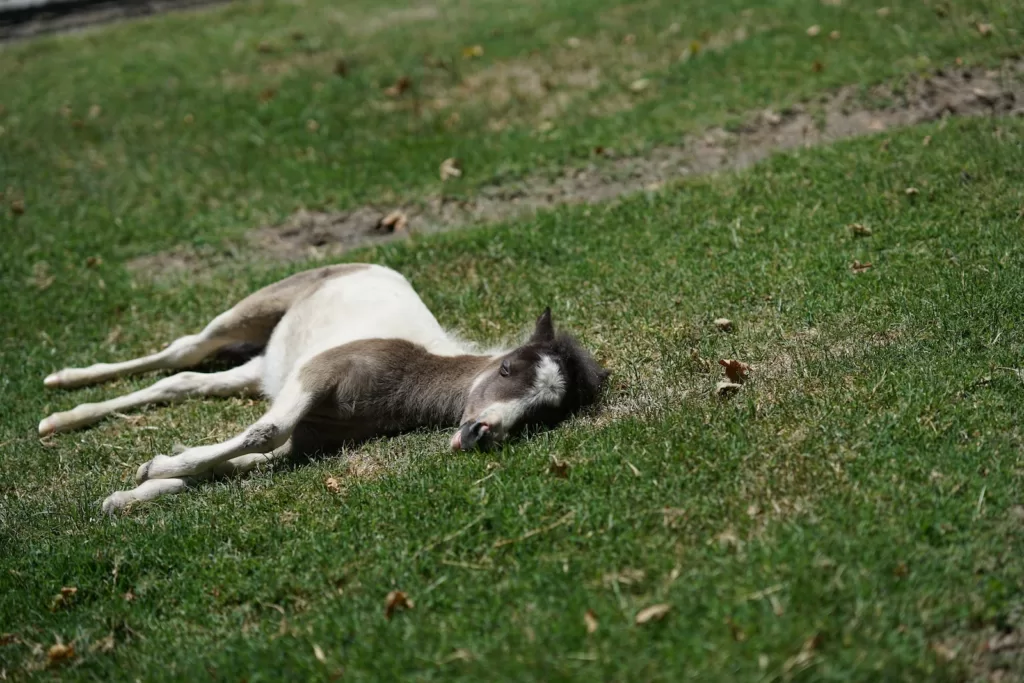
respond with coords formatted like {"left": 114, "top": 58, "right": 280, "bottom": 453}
{"left": 39, "top": 264, "right": 609, "bottom": 513}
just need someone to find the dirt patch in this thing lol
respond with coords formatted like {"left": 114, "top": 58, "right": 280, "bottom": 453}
{"left": 129, "top": 60, "right": 1024, "bottom": 280}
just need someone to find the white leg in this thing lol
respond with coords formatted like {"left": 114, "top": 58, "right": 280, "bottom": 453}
{"left": 133, "top": 376, "right": 314, "bottom": 483}
{"left": 100, "top": 440, "right": 293, "bottom": 514}
{"left": 39, "top": 357, "right": 264, "bottom": 436}
{"left": 44, "top": 310, "right": 250, "bottom": 389}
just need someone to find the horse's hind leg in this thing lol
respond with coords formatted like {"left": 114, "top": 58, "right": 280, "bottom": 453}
{"left": 39, "top": 356, "right": 264, "bottom": 436}
{"left": 43, "top": 264, "right": 362, "bottom": 390}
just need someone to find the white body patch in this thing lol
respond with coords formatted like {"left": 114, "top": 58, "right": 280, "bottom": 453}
{"left": 261, "top": 265, "right": 477, "bottom": 397}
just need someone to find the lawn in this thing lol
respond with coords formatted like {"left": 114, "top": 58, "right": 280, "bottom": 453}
{"left": 1, "top": 0, "right": 1023, "bottom": 680}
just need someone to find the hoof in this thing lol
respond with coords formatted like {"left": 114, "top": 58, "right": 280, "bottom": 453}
{"left": 101, "top": 492, "right": 132, "bottom": 515}
{"left": 38, "top": 418, "right": 56, "bottom": 437}
{"left": 44, "top": 372, "right": 62, "bottom": 388}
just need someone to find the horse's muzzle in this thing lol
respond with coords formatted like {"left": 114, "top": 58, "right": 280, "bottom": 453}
{"left": 450, "top": 420, "right": 494, "bottom": 451}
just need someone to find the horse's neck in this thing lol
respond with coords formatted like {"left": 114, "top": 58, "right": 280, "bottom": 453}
{"left": 394, "top": 352, "right": 497, "bottom": 426}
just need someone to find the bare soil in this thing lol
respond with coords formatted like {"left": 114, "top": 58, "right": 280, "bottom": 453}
{"left": 129, "top": 60, "right": 1024, "bottom": 281}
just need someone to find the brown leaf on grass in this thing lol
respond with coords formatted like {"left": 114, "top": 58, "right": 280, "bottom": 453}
{"left": 10, "top": 199, "right": 25, "bottom": 215}
{"left": 256, "top": 40, "right": 278, "bottom": 53}
{"left": 313, "top": 644, "right": 327, "bottom": 663}
{"left": 922, "top": 135, "right": 932, "bottom": 146}
{"left": 378, "top": 210, "right": 408, "bottom": 233}
{"left": 439, "top": 157, "right": 462, "bottom": 181}
{"left": 122, "top": 590, "right": 135, "bottom": 602}
{"left": 584, "top": 609, "right": 599, "bottom": 634}
{"left": 462, "top": 45, "right": 484, "bottom": 58}
{"left": 712, "top": 317, "right": 733, "bottom": 333}
{"left": 324, "top": 476, "right": 342, "bottom": 494}
{"left": 47, "top": 642, "right": 75, "bottom": 667}
{"left": 812, "top": 60, "right": 824, "bottom": 73}
{"left": 806, "top": 25, "right": 821, "bottom": 36}
{"left": 548, "top": 456, "right": 570, "bottom": 478}
{"left": 893, "top": 561, "right": 909, "bottom": 578}
{"left": 851, "top": 260, "right": 873, "bottom": 274}
{"left": 622, "top": 33, "right": 636, "bottom": 45}
{"left": 719, "top": 359, "right": 750, "bottom": 383}
{"left": 905, "top": 186, "right": 919, "bottom": 196}
{"left": 385, "top": 590, "right": 414, "bottom": 619}
{"left": 259, "top": 88, "right": 277, "bottom": 103}
{"left": 976, "top": 22, "right": 993, "bottom": 36}
{"left": 1, "top": 633, "right": 16, "bottom": 645}
{"left": 384, "top": 76, "right": 412, "bottom": 98}
{"left": 85, "top": 255, "right": 103, "bottom": 267}
{"left": 635, "top": 603, "right": 671, "bottom": 625}
{"left": 848, "top": 223, "right": 872, "bottom": 237}
{"left": 333, "top": 59, "right": 349, "bottom": 77}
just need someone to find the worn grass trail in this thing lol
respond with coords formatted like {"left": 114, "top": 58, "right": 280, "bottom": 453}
{"left": 1, "top": 0, "right": 1023, "bottom": 680}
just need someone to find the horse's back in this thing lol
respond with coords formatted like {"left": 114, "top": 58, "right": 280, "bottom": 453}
{"left": 259, "top": 264, "right": 463, "bottom": 398}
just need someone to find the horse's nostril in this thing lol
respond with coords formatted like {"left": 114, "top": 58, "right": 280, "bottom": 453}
{"left": 473, "top": 422, "right": 490, "bottom": 436}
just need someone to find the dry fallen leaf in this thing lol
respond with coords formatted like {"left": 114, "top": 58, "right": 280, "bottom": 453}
{"left": 629, "top": 78, "right": 651, "bottom": 93}
{"left": 0, "top": 633, "right": 15, "bottom": 646}
{"left": 385, "top": 590, "right": 414, "bottom": 619}
{"left": 122, "top": 590, "right": 135, "bottom": 602}
{"left": 259, "top": 88, "right": 277, "bottom": 103}
{"left": 893, "top": 561, "right": 909, "bottom": 578}
{"left": 976, "top": 22, "right": 993, "bottom": 36}
{"left": 719, "top": 359, "right": 750, "bottom": 383}
{"left": 313, "top": 644, "right": 327, "bottom": 663}
{"left": 333, "top": 59, "right": 349, "bottom": 77}
{"left": 378, "top": 210, "right": 408, "bottom": 233}
{"left": 922, "top": 135, "right": 932, "bottom": 146}
{"left": 47, "top": 642, "right": 75, "bottom": 667}
{"left": 324, "top": 476, "right": 342, "bottom": 494}
{"left": 851, "top": 260, "right": 873, "bottom": 273}
{"left": 713, "top": 317, "right": 733, "bottom": 332}
{"left": 806, "top": 25, "right": 821, "bottom": 36}
{"left": 635, "top": 603, "right": 672, "bottom": 625}
{"left": 584, "top": 609, "right": 599, "bottom": 634}
{"left": 602, "top": 568, "right": 646, "bottom": 588}
{"left": 848, "top": 223, "right": 872, "bottom": 237}
{"left": 548, "top": 456, "right": 570, "bottom": 479}
{"left": 11, "top": 199, "right": 25, "bottom": 215}
{"left": 439, "top": 157, "right": 462, "bottom": 181}
{"left": 905, "top": 186, "right": 919, "bottom": 196}
{"left": 829, "top": 30, "right": 840, "bottom": 40}
{"left": 462, "top": 44, "right": 484, "bottom": 58}
{"left": 812, "top": 60, "right": 824, "bottom": 73}
{"left": 256, "top": 40, "right": 278, "bottom": 53}
{"left": 384, "top": 76, "right": 412, "bottom": 98}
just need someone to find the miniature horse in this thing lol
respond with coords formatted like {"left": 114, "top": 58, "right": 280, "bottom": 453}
{"left": 39, "top": 264, "right": 609, "bottom": 513}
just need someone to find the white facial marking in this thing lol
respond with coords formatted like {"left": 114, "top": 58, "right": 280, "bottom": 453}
{"left": 472, "top": 355, "right": 565, "bottom": 438}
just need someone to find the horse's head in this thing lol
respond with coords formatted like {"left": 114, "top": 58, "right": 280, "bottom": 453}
{"left": 451, "top": 308, "right": 609, "bottom": 451}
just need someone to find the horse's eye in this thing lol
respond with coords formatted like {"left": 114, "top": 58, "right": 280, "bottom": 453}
{"left": 499, "top": 359, "right": 511, "bottom": 377}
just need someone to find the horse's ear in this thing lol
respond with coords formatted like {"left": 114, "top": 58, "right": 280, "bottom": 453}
{"left": 530, "top": 307, "right": 555, "bottom": 344}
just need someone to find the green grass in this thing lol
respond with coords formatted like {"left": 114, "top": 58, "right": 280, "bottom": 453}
{"left": 2, "top": 0, "right": 1024, "bottom": 680}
